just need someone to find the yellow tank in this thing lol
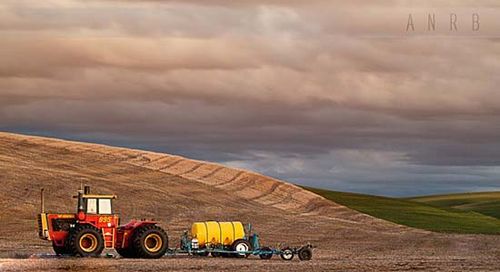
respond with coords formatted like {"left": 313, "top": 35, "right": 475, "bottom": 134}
{"left": 191, "top": 221, "right": 245, "bottom": 247}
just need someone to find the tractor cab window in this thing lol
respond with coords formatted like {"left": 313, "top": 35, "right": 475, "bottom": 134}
{"left": 99, "top": 199, "right": 112, "bottom": 214}
{"left": 86, "top": 198, "right": 97, "bottom": 214}
{"left": 85, "top": 198, "right": 113, "bottom": 214}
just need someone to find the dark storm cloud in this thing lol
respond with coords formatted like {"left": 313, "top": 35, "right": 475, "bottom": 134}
{"left": 1, "top": 0, "right": 500, "bottom": 196}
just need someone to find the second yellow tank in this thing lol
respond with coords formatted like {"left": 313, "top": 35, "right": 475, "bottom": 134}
{"left": 191, "top": 221, "right": 245, "bottom": 247}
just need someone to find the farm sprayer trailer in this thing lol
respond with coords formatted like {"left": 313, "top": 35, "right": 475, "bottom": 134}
{"left": 176, "top": 221, "right": 313, "bottom": 261}
{"left": 37, "top": 186, "right": 313, "bottom": 260}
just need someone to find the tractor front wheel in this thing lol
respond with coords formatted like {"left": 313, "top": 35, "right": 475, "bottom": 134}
{"left": 132, "top": 225, "right": 168, "bottom": 258}
{"left": 67, "top": 225, "right": 104, "bottom": 257}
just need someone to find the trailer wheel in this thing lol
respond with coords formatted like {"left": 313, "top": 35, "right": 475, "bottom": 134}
{"left": 259, "top": 247, "right": 273, "bottom": 260}
{"left": 231, "top": 239, "right": 252, "bottom": 258}
{"left": 67, "top": 224, "right": 104, "bottom": 257}
{"left": 298, "top": 247, "right": 312, "bottom": 261}
{"left": 280, "top": 248, "right": 294, "bottom": 261}
{"left": 132, "top": 225, "right": 168, "bottom": 258}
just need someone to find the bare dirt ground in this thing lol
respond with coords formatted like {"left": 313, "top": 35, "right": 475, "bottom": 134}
{"left": 1, "top": 254, "right": 500, "bottom": 272}
{"left": 0, "top": 132, "right": 499, "bottom": 271}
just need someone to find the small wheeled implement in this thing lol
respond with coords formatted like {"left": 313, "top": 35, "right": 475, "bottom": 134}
{"left": 37, "top": 186, "right": 168, "bottom": 258}
{"left": 173, "top": 221, "right": 313, "bottom": 261}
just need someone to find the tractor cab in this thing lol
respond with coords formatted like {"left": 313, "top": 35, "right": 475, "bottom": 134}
{"left": 75, "top": 186, "right": 117, "bottom": 219}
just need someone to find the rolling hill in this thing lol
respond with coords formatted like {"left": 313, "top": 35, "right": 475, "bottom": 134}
{"left": 306, "top": 188, "right": 500, "bottom": 234}
{"left": 0, "top": 131, "right": 403, "bottom": 257}
{"left": 407, "top": 192, "right": 500, "bottom": 219}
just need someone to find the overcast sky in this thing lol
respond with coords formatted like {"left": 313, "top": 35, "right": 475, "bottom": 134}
{"left": 1, "top": 0, "right": 500, "bottom": 196}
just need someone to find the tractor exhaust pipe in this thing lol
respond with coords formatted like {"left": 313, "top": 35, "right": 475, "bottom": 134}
{"left": 77, "top": 191, "right": 84, "bottom": 212}
{"left": 77, "top": 185, "right": 90, "bottom": 213}
{"left": 40, "top": 188, "right": 45, "bottom": 213}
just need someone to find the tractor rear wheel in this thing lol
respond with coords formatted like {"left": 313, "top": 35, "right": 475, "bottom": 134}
{"left": 132, "top": 225, "right": 168, "bottom": 258}
{"left": 67, "top": 224, "right": 104, "bottom": 257}
{"left": 231, "top": 239, "right": 252, "bottom": 258}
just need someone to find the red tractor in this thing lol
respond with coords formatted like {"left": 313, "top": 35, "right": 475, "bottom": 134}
{"left": 37, "top": 186, "right": 168, "bottom": 258}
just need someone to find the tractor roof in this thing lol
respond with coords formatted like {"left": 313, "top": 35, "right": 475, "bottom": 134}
{"left": 73, "top": 194, "right": 117, "bottom": 199}
{"left": 83, "top": 194, "right": 117, "bottom": 199}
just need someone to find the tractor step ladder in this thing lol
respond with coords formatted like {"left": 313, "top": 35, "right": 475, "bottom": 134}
{"left": 103, "top": 228, "right": 115, "bottom": 249}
